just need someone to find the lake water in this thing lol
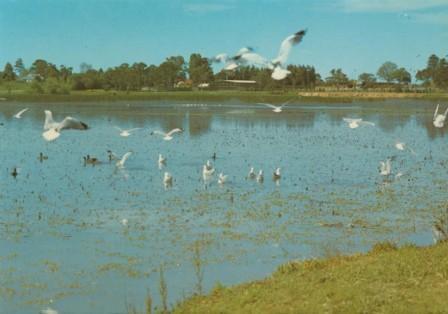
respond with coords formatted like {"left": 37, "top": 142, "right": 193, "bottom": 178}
{"left": 1, "top": 99, "right": 447, "bottom": 313}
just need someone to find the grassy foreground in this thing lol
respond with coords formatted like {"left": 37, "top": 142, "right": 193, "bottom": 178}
{"left": 1, "top": 88, "right": 448, "bottom": 103}
{"left": 174, "top": 242, "right": 448, "bottom": 313}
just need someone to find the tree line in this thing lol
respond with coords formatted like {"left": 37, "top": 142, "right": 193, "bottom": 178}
{"left": 1, "top": 53, "right": 447, "bottom": 94}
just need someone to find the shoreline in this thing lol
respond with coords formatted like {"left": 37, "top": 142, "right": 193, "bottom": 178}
{"left": 174, "top": 241, "right": 448, "bottom": 313}
{"left": 0, "top": 90, "right": 447, "bottom": 103}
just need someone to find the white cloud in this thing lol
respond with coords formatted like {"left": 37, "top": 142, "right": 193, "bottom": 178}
{"left": 341, "top": 0, "right": 448, "bottom": 12}
{"left": 183, "top": 3, "right": 234, "bottom": 14}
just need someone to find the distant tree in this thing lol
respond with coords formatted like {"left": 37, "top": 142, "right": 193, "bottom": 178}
{"left": 326, "top": 68, "right": 349, "bottom": 87}
{"left": 157, "top": 56, "right": 186, "bottom": 88}
{"left": 14, "top": 58, "right": 26, "bottom": 78}
{"left": 358, "top": 73, "right": 376, "bottom": 88}
{"left": 79, "top": 62, "right": 93, "bottom": 73}
{"left": 415, "top": 54, "right": 448, "bottom": 88}
{"left": 2, "top": 62, "right": 16, "bottom": 81}
{"left": 287, "top": 65, "right": 317, "bottom": 89}
{"left": 188, "top": 53, "right": 214, "bottom": 84}
{"left": 433, "top": 58, "right": 448, "bottom": 88}
{"left": 377, "top": 62, "right": 398, "bottom": 82}
{"left": 392, "top": 67, "right": 411, "bottom": 84}
{"left": 59, "top": 65, "right": 73, "bottom": 82}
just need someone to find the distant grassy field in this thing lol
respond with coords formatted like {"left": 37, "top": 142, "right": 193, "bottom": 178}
{"left": 174, "top": 242, "right": 448, "bottom": 314}
{"left": 1, "top": 82, "right": 447, "bottom": 103}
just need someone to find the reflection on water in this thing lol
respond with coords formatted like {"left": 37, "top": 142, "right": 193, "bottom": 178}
{"left": 0, "top": 99, "right": 447, "bottom": 314}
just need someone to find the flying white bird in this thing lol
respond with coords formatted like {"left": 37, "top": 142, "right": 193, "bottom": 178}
{"left": 42, "top": 110, "right": 88, "bottom": 141}
{"left": 152, "top": 128, "right": 183, "bottom": 141}
{"left": 380, "top": 159, "right": 391, "bottom": 176}
{"left": 14, "top": 108, "right": 29, "bottom": 119}
{"left": 39, "top": 308, "right": 58, "bottom": 314}
{"left": 114, "top": 127, "right": 142, "bottom": 137}
{"left": 343, "top": 118, "right": 375, "bottom": 129}
{"left": 395, "top": 141, "right": 416, "bottom": 155}
{"left": 116, "top": 152, "right": 132, "bottom": 169}
{"left": 218, "top": 173, "right": 228, "bottom": 185}
{"left": 433, "top": 104, "right": 448, "bottom": 128}
{"left": 212, "top": 29, "right": 307, "bottom": 80}
{"left": 257, "top": 100, "right": 291, "bottom": 113}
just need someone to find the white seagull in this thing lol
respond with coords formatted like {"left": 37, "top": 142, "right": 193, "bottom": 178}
{"left": 433, "top": 104, "right": 448, "bottom": 128}
{"left": 14, "top": 108, "right": 29, "bottom": 119}
{"left": 163, "top": 172, "right": 173, "bottom": 187}
{"left": 257, "top": 100, "right": 291, "bottom": 113}
{"left": 343, "top": 118, "right": 375, "bottom": 129}
{"left": 380, "top": 159, "right": 391, "bottom": 176}
{"left": 248, "top": 167, "right": 256, "bottom": 179}
{"left": 158, "top": 154, "right": 167, "bottom": 167}
{"left": 218, "top": 173, "right": 228, "bottom": 185}
{"left": 273, "top": 168, "right": 281, "bottom": 181}
{"left": 115, "top": 127, "right": 142, "bottom": 137}
{"left": 212, "top": 29, "right": 307, "bottom": 80}
{"left": 256, "top": 170, "right": 264, "bottom": 183}
{"left": 116, "top": 152, "right": 132, "bottom": 169}
{"left": 42, "top": 110, "right": 88, "bottom": 141}
{"left": 152, "top": 128, "right": 183, "bottom": 141}
{"left": 202, "top": 164, "right": 215, "bottom": 179}
{"left": 395, "top": 141, "right": 416, "bottom": 155}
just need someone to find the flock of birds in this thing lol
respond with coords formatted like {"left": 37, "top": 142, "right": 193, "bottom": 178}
{"left": 9, "top": 103, "right": 448, "bottom": 188}
{"left": 210, "top": 29, "right": 307, "bottom": 80}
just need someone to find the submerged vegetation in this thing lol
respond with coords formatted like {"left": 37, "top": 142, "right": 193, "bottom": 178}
{"left": 174, "top": 241, "right": 448, "bottom": 313}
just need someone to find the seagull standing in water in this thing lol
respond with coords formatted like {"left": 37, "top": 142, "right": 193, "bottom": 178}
{"left": 343, "top": 118, "right": 375, "bottom": 129}
{"left": 152, "top": 128, "right": 183, "bottom": 141}
{"left": 257, "top": 100, "right": 291, "bottom": 113}
{"left": 218, "top": 173, "right": 228, "bottom": 185}
{"left": 42, "top": 110, "right": 88, "bottom": 141}
{"left": 158, "top": 154, "right": 167, "bottom": 168}
{"left": 380, "top": 159, "right": 391, "bottom": 176}
{"left": 163, "top": 172, "right": 173, "bottom": 188}
{"left": 256, "top": 170, "right": 264, "bottom": 183}
{"left": 115, "top": 152, "right": 132, "bottom": 169}
{"left": 114, "top": 127, "right": 142, "bottom": 137}
{"left": 273, "top": 168, "right": 281, "bottom": 181}
{"left": 14, "top": 108, "right": 29, "bottom": 119}
{"left": 248, "top": 167, "right": 256, "bottom": 179}
{"left": 433, "top": 104, "right": 448, "bottom": 128}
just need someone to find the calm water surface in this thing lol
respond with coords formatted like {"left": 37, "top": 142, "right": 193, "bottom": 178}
{"left": 1, "top": 99, "right": 447, "bottom": 313}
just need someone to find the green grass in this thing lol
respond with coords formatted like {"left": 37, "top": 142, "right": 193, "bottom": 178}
{"left": 174, "top": 242, "right": 448, "bottom": 313}
{"left": 1, "top": 82, "right": 448, "bottom": 103}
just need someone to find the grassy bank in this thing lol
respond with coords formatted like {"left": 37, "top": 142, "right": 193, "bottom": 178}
{"left": 1, "top": 88, "right": 448, "bottom": 103}
{"left": 174, "top": 242, "right": 448, "bottom": 313}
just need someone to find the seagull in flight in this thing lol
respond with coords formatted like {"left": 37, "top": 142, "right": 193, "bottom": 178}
{"left": 211, "top": 29, "right": 307, "bottom": 80}
{"left": 151, "top": 128, "right": 183, "bottom": 141}
{"left": 114, "top": 127, "right": 142, "bottom": 137}
{"left": 14, "top": 108, "right": 29, "bottom": 119}
{"left": 433, "top": 104, "right": 448, "bottom": 128}
{"left": 257, "top": 100, "right": 291, "bottom": 113}
{"left": 42, "top": 110, "right": 88, "bottom": 141}
{"left": 395, "top": 141, "right": 416, "bottom": 155}
{"left": 343, "top": 118, "right": 375, "bottom": 129}
{"left": 115, "top": 152, "right": 132, "bottom": 169}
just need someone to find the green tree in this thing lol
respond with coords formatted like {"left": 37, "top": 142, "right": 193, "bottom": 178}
{"left": 325, "top": 68, "right": 349, "bottom": 87}
{"left": 358, "top": 73, "right": 376, "bottom": 88}
{"left": 14, "top": 58, "right": 26, "bottom": 78}
{"left": 2, "top": 62, "right": 16, "bottom": 81}
{"left": 392, "top": 67, "right": 411, "bottom": 84}
{"left": 377, "top": 62, "right": 398, "bottom": 82}
{"left": 188, "top": 53, "right": 214, "bottom": 84}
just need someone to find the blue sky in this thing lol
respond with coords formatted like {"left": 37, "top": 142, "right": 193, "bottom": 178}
{"left": 1, "top": 0, "right": 448, "bottom": 79}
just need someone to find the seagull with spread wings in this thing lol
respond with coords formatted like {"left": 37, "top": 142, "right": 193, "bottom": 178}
{"left": 151, "top": 128, "right": 183, "bottom": 141}
{"left": 42, "top": 110, "right": 88, "bottom": 141}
